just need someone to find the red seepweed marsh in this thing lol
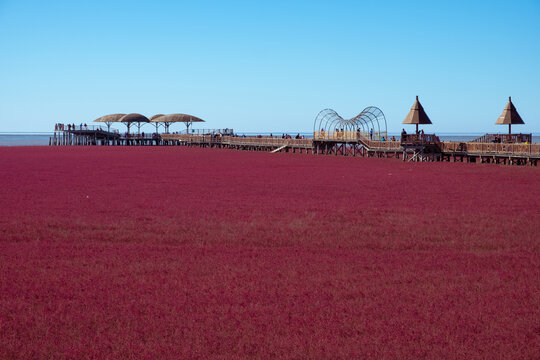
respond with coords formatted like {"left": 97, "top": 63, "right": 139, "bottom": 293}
{"left": 0, "top": 146, "right": 539, "bottom": 359}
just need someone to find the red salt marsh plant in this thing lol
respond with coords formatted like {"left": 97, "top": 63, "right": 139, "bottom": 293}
{"left": 0, "top": 146, "right": 539, "bottom": 359}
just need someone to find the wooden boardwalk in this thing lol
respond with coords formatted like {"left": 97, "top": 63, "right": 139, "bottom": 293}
{"left": 50, "top": 130, "right": 540, "bottom": 166}
{"left": 160, "top": 133, "right": 539, "bottom": 166}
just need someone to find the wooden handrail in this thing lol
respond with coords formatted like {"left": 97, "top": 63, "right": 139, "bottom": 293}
{"left": 313, "top": 131, "right": 388, "bottom": 141}
{"left": 472, "top": 133, "right": 532, "bottom": 144}
{"left": 160, "top": 133, "right": 539, "bottom": 156}
{"left": 400, "top": 134, "right": 440, "bottom": 146}
{"left": 440, "top": 141, "right": 540, "bottom": 155}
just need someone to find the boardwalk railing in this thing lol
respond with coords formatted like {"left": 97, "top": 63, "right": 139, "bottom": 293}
{"left": 163, "top": 133, "right": 401, "bottom": 151}
{"left": 160, "top": 134, "right": 313, "bottom": 148}
{"left": 223, "top": 136, "right": 312, "bottom": 148}
{"left": 176, "top": 128, "right": 235, "bottom": 135}
{"left": 313, "top": 131, "right": 400, "bottom": 150}
{"left": 472, "top": 133, "right": 532, "bottom": 144}
{"left": 122, "top": 133, "right": 161, "bottom": 140}
{"left": 159, "top": 133, "right": 539, "bottom": 156}
{"left": 314, "top": 131, "right": 388, "bottom": 141}
{"left": 440, "top": 142, "right": 540, "bottom": 155}
{"left": 160, "top": 134, "right": 210, "bottom": 142}
{"left": 55, "top": 124, "right": 119, "bottom": 133}
{"left": 400, "top": 134, "right": 440, "bottom": 146}
{"left": 365, "top": 140, "right": 401, "bottom": 150}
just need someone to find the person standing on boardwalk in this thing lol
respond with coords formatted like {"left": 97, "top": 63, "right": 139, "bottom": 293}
{"left": 370, "top": 128, "right": 373, "bottom": 140}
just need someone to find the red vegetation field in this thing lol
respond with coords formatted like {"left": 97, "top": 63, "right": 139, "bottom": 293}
{"left": 0, "top": 146, "right": 539, "bottom": 359}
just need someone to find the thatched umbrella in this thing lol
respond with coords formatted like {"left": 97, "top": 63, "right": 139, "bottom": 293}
{"left": 119, "top": 113, "right": 150, "bottom": 134}
{"left": 495, "top": 96, "right": 524, "bottom": 134}
{"left": 402, "top": 96, "right": 432, "bottom": 134}
{"left": 93, "top": 113, "right": 125, "bottom": 133}
{"left": 150, "top": 113, "right": 205, "bottom": 134}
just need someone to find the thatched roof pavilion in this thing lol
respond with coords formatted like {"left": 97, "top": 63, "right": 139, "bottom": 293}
{"left": 94, "top": 113, "right": 126, "bottom": 123}
{"left": 91, "top": 112, "right": 205, "bottom": 134}
{"left": 495, "top": 96, "right": 524, "bottom": 134}
{"left": 150, "top": 114, "right": 165, "bottom": 121}
{"left": 119, "top": 113, "right": 149, "bottom": 123}
{"left": 93, "top": 113, "right": 125, "bottom": 132}
{"left": 119, "top": 113, "right": 150, "bottom": 134}
{"left": 149, "top": 114, "right": 166, "bottom": 133}
{"left": 150, "top": 113, "right": 205, "bottom": 133}
{"left": 402, "top": 96, "right": 432, "bottom": 133}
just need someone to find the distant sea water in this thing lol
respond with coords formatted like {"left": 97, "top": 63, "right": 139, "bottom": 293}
{"left": 0, "top": 134, "right": 52, "bottom": 146}
{"left": 1, "top": 133, "right": 539, "bottom": 146}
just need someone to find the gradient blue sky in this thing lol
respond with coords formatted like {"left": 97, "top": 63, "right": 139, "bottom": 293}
{"left": 0, "top": 0, "right": 539, "bottom": 133}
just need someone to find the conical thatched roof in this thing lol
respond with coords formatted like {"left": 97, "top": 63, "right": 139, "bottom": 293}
{"left": 150, "top": 113, "right": 205, "bottom": 123}
{"left": 93, "top": 113, "right": 126, "bottom": 123}
{"left": 495, "top": 97, "right": 524, "bottom": 125}
{"left": 402, "top": 96, "right": 432, "bottom": 125}
{"left": 119, "top": 113, "right": 150, "bottom": 123}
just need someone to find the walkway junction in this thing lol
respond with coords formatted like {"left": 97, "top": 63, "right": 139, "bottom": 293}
{"left": 50, "top": 99, "right": 539, "bottom": 166}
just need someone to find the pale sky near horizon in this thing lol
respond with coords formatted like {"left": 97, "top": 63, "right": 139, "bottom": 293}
{"left": 0, "top": 0, "right": 539, "bottom": 134}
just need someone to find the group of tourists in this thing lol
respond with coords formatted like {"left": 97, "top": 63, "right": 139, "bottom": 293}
{"left": 401, "top": 128, "right": 429, "bottom": 143}
{"left": 54, "top": 123, "right": 88, "bottom": 131}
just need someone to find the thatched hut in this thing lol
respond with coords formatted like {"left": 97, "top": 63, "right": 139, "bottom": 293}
{"left": 402, "top": 96, "right": 432, "bottom": 134}
{"left": 495, "top": 96, "right": 524, "bottom": 134}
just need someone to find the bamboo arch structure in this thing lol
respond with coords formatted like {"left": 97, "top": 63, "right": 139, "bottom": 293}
{"left": 313, "top": 106, "right": 388, "bottom": 140}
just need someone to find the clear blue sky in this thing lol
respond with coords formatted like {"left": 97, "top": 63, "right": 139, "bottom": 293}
{"left": 0, "top": 0, "right": 538, "bottom": 134}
